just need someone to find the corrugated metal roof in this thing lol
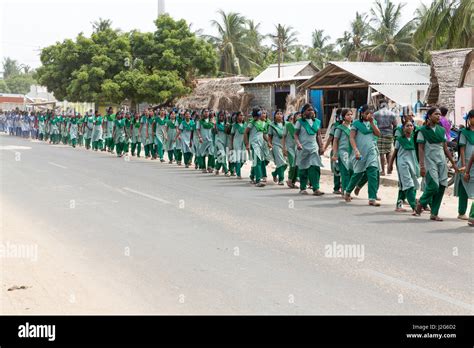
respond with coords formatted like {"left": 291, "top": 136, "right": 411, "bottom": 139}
{"left": 330, "top": 61, "right": 431, "bottom": 85}
{"left": 370, "top": 84, "right": 428, "bottom": 107}
{"left": 242, "top": 61, "right": 316, "bottom": 85}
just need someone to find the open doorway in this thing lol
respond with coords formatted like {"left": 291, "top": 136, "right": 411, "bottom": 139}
{"left": 274, "top": 86, "right": 290, "bottom": 111}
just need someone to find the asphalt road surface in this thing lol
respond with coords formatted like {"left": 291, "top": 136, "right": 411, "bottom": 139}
{"left": 1, "top": 134, "right": 472, "bottom": 314}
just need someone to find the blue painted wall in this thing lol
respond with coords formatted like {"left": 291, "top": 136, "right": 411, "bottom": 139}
{"left": 310, "top": 90, "right": 323, "bottom": 122}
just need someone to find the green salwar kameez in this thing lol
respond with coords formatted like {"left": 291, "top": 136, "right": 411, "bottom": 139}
{"left": 417, "top": 125, "right": 448, "bottom": 216}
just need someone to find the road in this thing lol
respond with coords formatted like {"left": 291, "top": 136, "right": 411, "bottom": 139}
{"left": 0, "top": 134, "right": 473, "bottom": 314}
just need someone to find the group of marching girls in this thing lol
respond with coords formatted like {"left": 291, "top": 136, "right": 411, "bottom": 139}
{"left": 324, "top": 106, "right": 474, "bottom": 226}
{"left": 9, "top": 104, "right": 474, "bottom": 226}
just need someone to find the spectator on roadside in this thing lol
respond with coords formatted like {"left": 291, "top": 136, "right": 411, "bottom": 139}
{"left": 373, "top": 99, "right": 398, "bottom": 176}
{"left": 439, "top": 106, "right": 451, "bottom": 142}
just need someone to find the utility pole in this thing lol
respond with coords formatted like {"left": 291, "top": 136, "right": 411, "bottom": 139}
{"left": 158, "top": 0, "right": 165, "bottom": 17}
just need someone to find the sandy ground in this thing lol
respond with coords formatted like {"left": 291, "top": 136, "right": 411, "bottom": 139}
{"left": 0, "top": 196, "right": 157, "bottom": 314}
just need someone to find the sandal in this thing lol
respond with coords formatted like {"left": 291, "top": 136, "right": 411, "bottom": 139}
{"left": 344, "top": 193, "right": 352, "bottom": 202}
{"left": 430, "top": 215, "right": 443, "bottom": 222}
{"left": 415, "top": 200, "right": 423, "bottom": 215}
{"left": 369, "top": 200, "right": 381, "bottom": 207}
{"left": 299, "top": 190, "right": 308, "bottom": 195}
{"left": 313, "top": 190, "right": 325, "bottom": 196}
{"left": 457, "top": 215, "right": 468, "bottom": 221}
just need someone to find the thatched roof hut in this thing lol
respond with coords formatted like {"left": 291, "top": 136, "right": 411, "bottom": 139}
{"left": 426, "top": 48, "right": 474, "bottom": 111}
{"left": 175, "top": 77, "right": 253, "bottom": 113}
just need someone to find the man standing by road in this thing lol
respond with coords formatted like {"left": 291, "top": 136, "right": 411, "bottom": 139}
{"left": 373, "top": 99, "right": 398, "bottom": 176}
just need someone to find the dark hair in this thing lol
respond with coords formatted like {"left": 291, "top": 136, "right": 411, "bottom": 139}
{"left": 301, "top": 103, "right": 312, "bottom": 114}
{"left": 335, "top": 108, "right": 343, "bottom": 123}
{"left": 252, "top": 107, "right": 261, "bottom": 118}
{"left": 439, "top": 106, "right": 448, "bottom": 116}
{"left": 425, "top": 107, "right": 440, "bottom": 120}
{"left": 465, "top": 109, "right": 474, "bottom": 127}
{"left": 358, "top": 104, "right": 372, "bottom": 120}
{"left": 339, "top": 108, "right": 351, "bottom": 124}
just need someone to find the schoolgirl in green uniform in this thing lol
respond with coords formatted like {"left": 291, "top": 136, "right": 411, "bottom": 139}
{"left": 214, "top": 111, "right": 230, "bottom": 176}
{"left": 104, "top": 107, "right": 115, "bottom": 153}
{"left": 143, "top": 109, "right": 155, "bottom": 159}
{"left": 50, "top": 113, "right": 60, "bottom": 144}
{"left": 387, "top": 119, "right": 419, "bottom": 213}
{"left": 61, "top": 115, "right": 69, "bottom": 144}
{"left": 176, "top": 110, "right": 195, "bottom": 168}
{"left": 245, "top": 108, "right": 267, "bottom": 187}
{"left": 415, "top": 107, "right": 458, "bottom": 221}
{"left": 454, "top": 110, "right": 474, "bottom": 220}
{"left": 344, "top": 105, "right": 381, "bottom": 206}
{"left": 113, "top": 112, "right": 126, "bottom": 157}
{"left": 68, "top": 114, "right": 79, "bottom": 148}
{"left": 260, "top": 110, "right": 272, "bottom": 182}
{"left": 282, "top": 112, "right": 300, "bottom": 189}
{"left": 268, "top": 109, "right": 287, "bottom": 185}
{"left": 463, "top": 153, "right": 474, "bottom": 226}
{"left": 84, "top": 112, "right": 95, "bottom": 150}
{"left": 331, "top": 109, "right": 353, "bottom": 197}
{"left": 38, "top": 113, "right": 45, "bottom": 141}
{"left": 165, "top": 110, "right": 180, "bottom": 164}
{"left": 323, "top": 109, "right": 342, "bottom": 194}
{"left": 131, "top": 112, "right": 142, "bottom": 157}
{"left": 229, "top": 111, "right": 247, "bottom": 179}
{"left": 139, "top": 110, "right": 149, "bottom": 157}
{"left": 44, "top": 112, "right": 51, "bottom": 141}
{"left": 196, "top": 109, "right": 215, "bottom": 173}
{"left": 92, "top": 111, "right": 104, "bottom": 151}
{"left": 154, "top": 109, "right": 168, "bottom": 162}
{"left": 123, "top": 112, "right": 131, "bottom": 155}
{"left": 77, "top": 113, "right": 84, "bottom": 147}
{"left": 294, "top": 104, "right": 324, "bottom": 195}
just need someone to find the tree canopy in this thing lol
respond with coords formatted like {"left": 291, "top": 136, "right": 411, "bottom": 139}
{"left": 36, "top": 15, "right": 217, "bottom": 106}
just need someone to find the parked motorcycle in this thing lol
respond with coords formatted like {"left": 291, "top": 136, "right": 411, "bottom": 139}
{"left": 447, "top": 126, "right": 459, "bottom": 187}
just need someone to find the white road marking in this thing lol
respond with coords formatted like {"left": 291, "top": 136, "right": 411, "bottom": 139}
{"left": 363, "top": 269, "right": 473, "bottom": 312}
{"left": 48, "top": 162, "right": 67, "bottom": 169}
{"left": 0, "top": 145, "right": 32, "bottom": 150}
{"left": 122, "top": 187, "right": 171, "bottom": 205}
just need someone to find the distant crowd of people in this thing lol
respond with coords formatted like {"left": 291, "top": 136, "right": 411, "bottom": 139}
{"left": 1, "top": 102, "right": 473, "bottom": 226}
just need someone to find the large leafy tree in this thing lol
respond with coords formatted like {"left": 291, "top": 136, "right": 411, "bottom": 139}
{"left": 2, "top": 58, "right": 21, "bottom": 79}
{"left": 36, "top": 15, "right": 217, "bottom": 106}
{"left": 368, "top": 0, "right": 419, "bottom": 61}
{"left": 0, "top": 79, "right": 10, "bottom": 93}
{"left": 1, "top": 57, "right": 36, "bottom": 94}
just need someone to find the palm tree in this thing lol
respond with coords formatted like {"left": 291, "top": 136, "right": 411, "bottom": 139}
{"left": 368, "top": 0, "right": 419, "bottom": 61}
{"left": 337, "top": 12, "right": 371, "bottom": 61}
{"left": 91, "top": 18, "right": 113, "bottom": 32}
{"left": 414, "top": 0, "right": 473, "bottom": 54}
{"left": 307, "top": 29, "right": 340, "bottom": 69}
{"left": 269, "top": 24, "right": 298, "bottom": 78}
{"left": 210, "top": 10, "right": 257, "bottom": 76}
{"left": 242, "top": 20, "right": 265, "bottom": 74}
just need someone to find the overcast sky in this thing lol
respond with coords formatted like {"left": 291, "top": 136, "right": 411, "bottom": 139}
{"left": 1, "top": 0, "right": 425, "bottom": 70}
